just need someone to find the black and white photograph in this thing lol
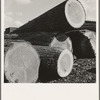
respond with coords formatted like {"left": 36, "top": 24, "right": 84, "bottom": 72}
{"left": 2, "top": 0, "right": 99, "bottom": 100}
{"left": 4, "top": 0, "right": 97, "bottom": 83}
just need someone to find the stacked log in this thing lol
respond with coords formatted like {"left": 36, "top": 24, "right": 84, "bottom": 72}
{"left": 49, "top": 29, "right": 96, "bottom": 59}
{"left": 4, "top": 42, "right": 73, "bottom": 83}
{"left": 10, "top": 0, "right": 85, "bottom": 42}
{"left": 80, "top": 30, "right": 96, "bottom": 55}
{"left": 50, "top": 35, "right": 73, "bottom": 52}
{"left": 49, "top": 58, "right": 96, "bottom": 83}
{"left": 65, "top": 30, "right": 96, "bottom": 58}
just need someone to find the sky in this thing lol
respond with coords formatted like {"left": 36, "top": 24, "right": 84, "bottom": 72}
{"left": 4, "top": 0, "right": 96, "bottom": 28}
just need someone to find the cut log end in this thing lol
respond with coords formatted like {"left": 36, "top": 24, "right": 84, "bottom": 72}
{"left": 65, "top": 0, "right": 86, "bottom": 28}
{"left": 81, "top": 30, "right": 96, "bottom": 56}
{"left": 57, "top": 49, "right": 73, "bottom": 77}
{"left": 50, "top": 36, "right": 73, "bottom": 52}
{"left": 5, "top": 42, "right": 40, "bottom": 83}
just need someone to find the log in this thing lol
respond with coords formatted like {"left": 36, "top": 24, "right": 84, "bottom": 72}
{"left": 8, "top": 21, "right": 96, "bottom": 46}
{"left": 4, "top": 42, "right": 40, "bottom": 83}
{"left": 4, "top": 42, "right": 73, "bottom": 83}
{"left": 11, "top": 0, "right": 85, "bottom": 34}
{"left": 4, "top": 34, "right": 18, "bottom": 39}
{"left": 49, "top": 36, "right": 73, "bottom": 52}
{"left": 5, "top": 0, "right": 86, "bottom": 46}
{"left": 49, "top": 58, "right": 96, "bottom": 83}
{"left": 49, "top": 29, "right": 96, "bottom": 58}
{"left": 10, "top": 32, "right": 56, "bottom": 46}
{"left": 80, "top": 30, "right": 96, "bottom": 55}
{"left": 65, "top": 30, "right": 96, "bottom": 58}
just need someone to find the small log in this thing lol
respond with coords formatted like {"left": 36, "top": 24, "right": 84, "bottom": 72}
{"left": 50, "top": 36, "right": 73, "bottom": 52}
{"left": 80, "top": 21, "right": 96, "bottom": 32}
{"left": 4, "top": 42, "right": 73, "bottom": 83}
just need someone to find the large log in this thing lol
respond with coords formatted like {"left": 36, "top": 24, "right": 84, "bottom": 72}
{"left": 11, "top": 0, "right": 85, "bottom": 34}
{"left": 4, "top": 42, "right": 73, "bottom": 83}
{"left": 80, "top": 30, "right": 96, "bottom": 55}
{"left": 65, "top": 30, "right": 96, "bottom": 58}
{"left": 4, "top": 42, "right": 40, "bottom": 83}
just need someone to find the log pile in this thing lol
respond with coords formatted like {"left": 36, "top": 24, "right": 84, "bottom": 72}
{"left": 4, "top": 0, "right": 96, "bottom": 83}
{"left": 50, "top": 36, "right": 73, "bottom": 52}
{"left": 11, "top": 0, "right": 85, "bottom": 33}
{"left": 65, "top": 30, "right": 96, "bottom": 58}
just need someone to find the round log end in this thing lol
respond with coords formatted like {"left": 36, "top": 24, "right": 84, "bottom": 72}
{"left": 4, "top": 42, "right": 40, "bottom": 83}
{"left": 65, "top": 0, "right": 86, "bottom": 28}
{"left": 50, "top": 36, "right": 73, "bottom": 52}
{"left": 57, "top": 49, "right": 73, "bottom": 77}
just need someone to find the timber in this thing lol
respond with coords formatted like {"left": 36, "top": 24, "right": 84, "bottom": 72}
{"left": 5, "top": 42, "right": 73, "bottom": 83}
{"left": 65, "top": 30, "right": 96, "bottom": 58}
{"left": 50, "top": 29, "right": 96, "bottom": 58}
{"left": 11, "top": 0, "right": 85, "bottom": 34}
{"left": 4, "top": 42, "right": 40, "bottom": 83}
{"left": 5, "top": 0, "right": 86, "bottom": 47}
{"left": 49, "top": 58, "right": 96, "bottom": 83}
